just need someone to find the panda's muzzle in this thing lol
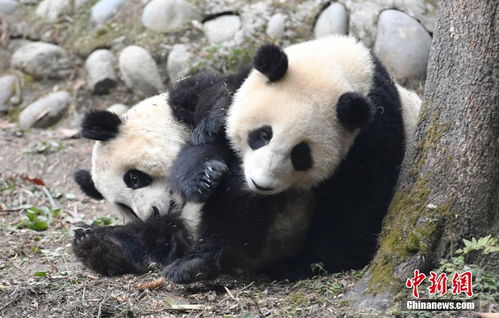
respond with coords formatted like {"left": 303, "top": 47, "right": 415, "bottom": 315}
{"left": 251, "top": 179, "right": 274, "bottom": 192}
{"left": 117, "top": 202, "right": 141, "bottom": 221}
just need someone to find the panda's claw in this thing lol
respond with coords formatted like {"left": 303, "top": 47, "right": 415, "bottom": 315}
{"left": 183, "top": 160, "right": 228, "bottom": 202}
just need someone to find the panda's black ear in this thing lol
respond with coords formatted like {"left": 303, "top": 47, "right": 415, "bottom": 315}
{"left": 337, "top": 92, "right": 374, "bottom": 130}
{"left": 253, "top": 44, "right": 288, "bottom": 82}
{"left": 74, "top": 169, "right": 104, "bottom": 200}
{"left": 81, "top": 110, "right": 122, "bottom": 141}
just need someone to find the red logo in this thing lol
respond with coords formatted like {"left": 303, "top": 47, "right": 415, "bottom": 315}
{"left": 405, "top": 270, "right": 474, "bottom": 298}
{"left": 406, "top": 269, "right": 426, "bottom": 298}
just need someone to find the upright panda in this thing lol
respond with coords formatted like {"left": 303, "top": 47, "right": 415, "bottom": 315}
{"left": 73, "top": 89, "right": 314, "bottom": 280}
{"left": 172, "top": 34, "right": 421, "bottom": 278}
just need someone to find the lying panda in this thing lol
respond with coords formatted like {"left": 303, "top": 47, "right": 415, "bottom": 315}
{"left": 171, "top": 34, "right": 421, "bottom": 278}
{"left": 73, "top": 91, "right": 314, "bottom": 279}
{"left": 72, "top": 94, "right": 198, "bottom": 275}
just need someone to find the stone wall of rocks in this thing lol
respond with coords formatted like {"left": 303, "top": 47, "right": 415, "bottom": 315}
{"left": 0, "top": 0, "right": 436, "bottom": 129}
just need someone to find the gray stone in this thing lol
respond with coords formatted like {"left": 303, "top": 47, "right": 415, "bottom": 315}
{"left": 85, "top": 49, "right": 117, "bottom": 94}
{"left": 141, "top": 0, "right": 200, "bottom": 33}
{"left": 75, "top": 0, "right": 91, "bottom": 9}
{"left": 119, "top": 45, "right": 164, "bottom": 96}
{"left": 11, "top": 42, "right": 71, "bottom": 79}
{"left": 266, "top": 13, "right": 286, "bottom": 38}
{"left": 35, "top": 0, "right": 71, "bottom": 21}
{"left": 374, "top": 10, "right": 432, "bottom": 81}
{"left": 203, "top": 14, "right": 241, "bottom": 43}
{"left": 106, "top": 103, "right": 129, "bottom": 115}
{"left": 167, "top": 44, "right": 198, "bottom": 83}
{"left": 0, "top": 75, "right": 16, "bottom": 113}
{"left": 342, "top": 0, "right": 436, "bottom": 46}
{"left": 19, "top": 91, "right": 71, "bottom": 129}
{"left": 91, "top": 0, "right": 127, "bottom": 25}
{"left": 314, "top": 2, "right": 348, "bottom": 38}
{"left": 0, "top": 0, "right": 18, "bottom": 16}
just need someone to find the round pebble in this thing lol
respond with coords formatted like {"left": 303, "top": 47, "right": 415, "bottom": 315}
{"left": 314, "top": 2, "right": 348, "bottom": 38}
{"left": 119, "top": 45, "right": 165, "bottom": 96}
{"left": 374, "top": 10, "right": 432, "bottom": 81}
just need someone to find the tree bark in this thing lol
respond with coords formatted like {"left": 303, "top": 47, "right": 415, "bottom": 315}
{"left": 362, "top": 0, "right": 498, "bottom": 300}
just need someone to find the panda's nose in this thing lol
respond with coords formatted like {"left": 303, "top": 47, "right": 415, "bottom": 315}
{"left": 251, "top": 179, "right": 274, "bottom": 191}
{"left": 151, "top": 206, "right": 160, "bottom": 218}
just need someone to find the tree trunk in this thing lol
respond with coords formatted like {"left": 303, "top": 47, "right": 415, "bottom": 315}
{"left": 360, "top": 0, "right": 498, "bottom": 302}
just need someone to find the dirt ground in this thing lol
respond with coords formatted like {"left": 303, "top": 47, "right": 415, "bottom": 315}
{"left": 0, "top": 119, "right": 489, "bottom": 318}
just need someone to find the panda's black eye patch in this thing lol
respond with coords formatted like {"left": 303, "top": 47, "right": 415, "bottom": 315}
{"left": 124, "top": 169, "right": 152, "bottom": 189}
{"left": 248, "top": 125, "right": 273, "bottom": 150}
{"left": 291, "top": 142, "right": 313, "bottom": 171}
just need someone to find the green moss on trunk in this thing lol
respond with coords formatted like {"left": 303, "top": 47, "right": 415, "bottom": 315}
{"left": 367, "top": 107, "right": 454, "bottom": 294}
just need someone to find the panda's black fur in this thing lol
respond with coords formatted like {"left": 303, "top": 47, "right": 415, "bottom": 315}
{"left": 73, "top": 39, "right": 408, "bottom": 282}
{"left": 73, "top": 211, "right": 191, "bottom": 276}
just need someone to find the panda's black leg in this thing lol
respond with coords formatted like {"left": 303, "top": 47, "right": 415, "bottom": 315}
{"left": 170, "top": 144, "right": 229, "bottom": 203}
{"left": 164, "top": 253, "right": 220, "bottom": 284}
{"left": 191, "top": 97, "right": 229, "bottom": 145}
{"left": 72, "top": 226, "right": 147, "bottom": 276}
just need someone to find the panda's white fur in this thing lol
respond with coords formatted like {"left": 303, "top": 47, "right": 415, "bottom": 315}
{"left": 89, "top": 94, "right": 201, "bottom": 229}
{"left": 397, "top": 84, "right": 421, "bottom": 143}
{"left": 227, "top": 35, "right": 420, "bottom": 195}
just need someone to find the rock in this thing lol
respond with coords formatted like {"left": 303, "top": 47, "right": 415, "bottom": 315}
{"left": 141, "top": 0, "right": 200, "bottom": 33}
{"left": 203, "top": 14, "right": 241, "bottom": 43}
{"left": 35, "top": 0, "right": 71, "bottom": 21}
{"left": 266, "top": 13, "right": 286, "bottom": 38}
{"left": 119, "top": 45, "right": 164, "bottom": 96}
{"left": 314, "top": 2, "right": 348, "bottom": 38}
{"left": 374, "top": 10, "right": 432, "bottom": 81}
{"left": 0, "top": 0, "right": 18, "bottom": 16}
{"left": 342, "top": 0, "right": 436, "bottom": 46}
{"left": 91, "top": 0, "right": 127, "bottom": 25}
{"left": 106, "top": 103, "right": 129, "bottom": 115}
{"left": 75, "top": 0, "right": 91, "bottom": 9}
{"left": 10, "top": 95, "right": 21, "bottom": 106}
{"left": 19, "top": 91, "right": 71, "bottom": 129}
{"left": 85, "top": 49, "right": 117, "bottom": 94}
{"left": 0, "top": 75, "right": 16, "bottom": 114}
{"left": 167, "top": 44, "right": 198, "bottom": 83}
{"left": 11, "top": 42, "right": 71, "bottom": 79}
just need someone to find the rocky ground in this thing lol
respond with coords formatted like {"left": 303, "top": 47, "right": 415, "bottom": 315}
{"left": 1, "top": 120, "right": 483, "bottom": 318}
{"left": 1, "top": 0, "right": 494, "bottom": 317}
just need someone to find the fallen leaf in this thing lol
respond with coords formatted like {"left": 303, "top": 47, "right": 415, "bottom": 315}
{"left": 21, "top": 175, "right": 45, "bottom": 186}
{"left": 134, "top": 277, "right": 164, "bottom": 290}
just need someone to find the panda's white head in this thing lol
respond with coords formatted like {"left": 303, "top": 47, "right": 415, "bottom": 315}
{"left": 75, "top": 94, "right": 190, "bottom": 221}
{"left": 226, "top": 35, "right": 375, "bottom": 195}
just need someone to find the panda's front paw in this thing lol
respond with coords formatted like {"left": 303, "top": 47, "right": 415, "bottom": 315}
{"left": 164, "top": 257, "right": 219, "bottom": 284}
{"left": 72, "top": 228, "right": 144, "bottom": 276}
{"left": 183, "top": 160, "right": 228, "bottom": 203}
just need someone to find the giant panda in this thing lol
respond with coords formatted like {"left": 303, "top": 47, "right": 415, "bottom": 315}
{"left": 172, "top": 34, "right": 421, "bottom": 278}
{"left": 72, "top": 89, "right": 314, "bottom": 281}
